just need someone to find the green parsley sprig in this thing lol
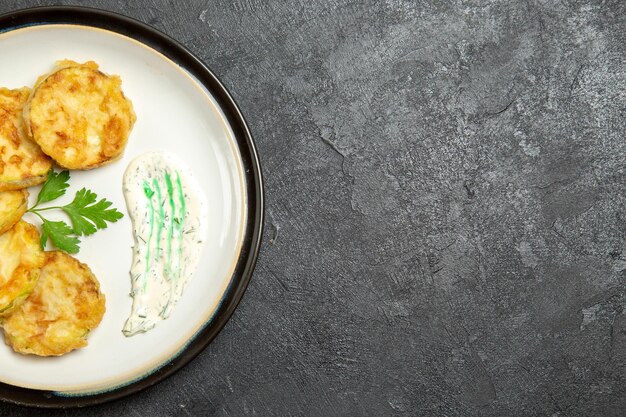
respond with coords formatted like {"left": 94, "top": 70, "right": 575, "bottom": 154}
{"left": 27, "top": 170, "right": 124, "bottom": 254}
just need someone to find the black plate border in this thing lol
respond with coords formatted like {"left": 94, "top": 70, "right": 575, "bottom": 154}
{"left": 0, "top": 5, "right": 264, "bottom": 408}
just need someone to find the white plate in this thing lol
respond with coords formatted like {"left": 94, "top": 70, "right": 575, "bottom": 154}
{"left": 0, "top": 6, "right": 263, "bottom": 407}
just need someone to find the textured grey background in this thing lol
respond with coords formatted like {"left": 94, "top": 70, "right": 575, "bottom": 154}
{"left": 0, "top": 0, "right": 624, "bottom": 416}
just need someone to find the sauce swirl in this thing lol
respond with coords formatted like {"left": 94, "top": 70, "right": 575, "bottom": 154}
{"left": 122, "top": 151, "right": 208, "bottom": 336}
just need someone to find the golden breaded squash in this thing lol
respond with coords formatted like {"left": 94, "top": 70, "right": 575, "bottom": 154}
{"left": 25, "top": 60, "right": 136, "bottom": 170}
{"left": 0, "top": 87, "right": 52, "bottom": 191}
{"left": 1, "top": 251, "right": 106, "bottom": 356}
{"left": 0, "top": 221, "right": 45, "bottom": 316}
{"left": 0, "top": 189, "right": 28, "bottom": 234}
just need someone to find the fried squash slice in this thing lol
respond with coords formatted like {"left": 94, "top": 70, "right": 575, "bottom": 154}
{"left": 0, "top": 221, "right": 45, "bottom": 316}
{"left": 1, "top": 251, "right": 106, "bottom": 356}
{"left": 25, "top": 60, "right": 136, "bottom": 170}
{"left": 0, "top": 87, "right": 52, "bottom": 191}
{"left": 0, "top": 189, "right": 28, "bottom": 234}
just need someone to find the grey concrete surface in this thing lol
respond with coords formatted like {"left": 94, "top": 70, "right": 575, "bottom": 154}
{"left": 0, "top": 0, "right": 624, "bottom": 416}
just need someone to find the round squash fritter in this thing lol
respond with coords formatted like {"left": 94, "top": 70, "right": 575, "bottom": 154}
{"left": 25, "top": 60, "right": 136, "bottom": 170}
{"left": 0, "top": 189, "right": 28, "bottom": 234}
{"left": 1, "top": 251, "right": 106, "bottom": 356}
{"left": 0, "top": 87, "right": 52, "bottom": 191}
{"left": 0, "top": 221, "right": 45, "bottom": 316}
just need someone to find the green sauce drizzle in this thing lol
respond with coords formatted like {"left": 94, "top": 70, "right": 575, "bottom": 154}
{"left": 164, "top": 172, "right": 176, "bottom": 277}
{"left": 173, "top": 172, "right": 186, "bottom": 292}
{"left": 142, "top": 181, "right": 156, "bottom": 291}
{"left": 153, "top": 177, "right": 165, "bottom": 261}
{"left": 141, "top": 170, "right": 188, "bottom": 296}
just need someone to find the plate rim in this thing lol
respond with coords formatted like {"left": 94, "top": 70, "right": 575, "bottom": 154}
{"left": 0, "top": 5, "right": 264, "bottom": 409}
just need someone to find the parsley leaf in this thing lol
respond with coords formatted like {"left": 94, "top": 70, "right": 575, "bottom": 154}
{"left": 62, "top": 188, "right": 124, "bottom": 236}
{"left": 35, "top": 170, "right": 70, "bottom": 206}
{"left": 27, "top": 170, "right": 124, "bottom": 253}
{"left": 40, "top": 219, "right": 81, "bottom": 254}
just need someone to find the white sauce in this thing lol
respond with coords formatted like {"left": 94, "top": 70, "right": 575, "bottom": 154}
{"left": 122, "top": 151, "right": 208, "bottom": 336}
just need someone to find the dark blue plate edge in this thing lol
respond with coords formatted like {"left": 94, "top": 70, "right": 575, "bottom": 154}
{"left": 0, "top": 5, "right": 264, "bottom": 409}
